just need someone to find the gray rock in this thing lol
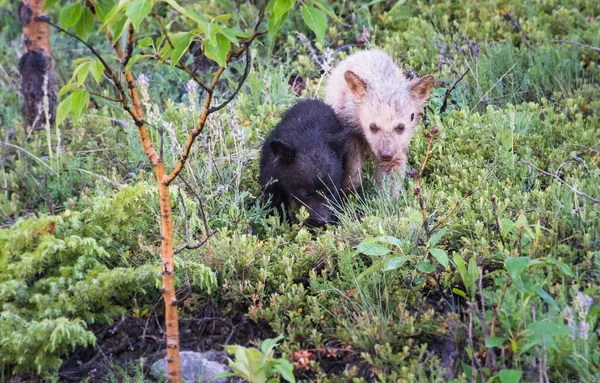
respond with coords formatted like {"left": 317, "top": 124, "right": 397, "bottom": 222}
{"left": 150, "top": 351, "right": 230, "bottom": 383}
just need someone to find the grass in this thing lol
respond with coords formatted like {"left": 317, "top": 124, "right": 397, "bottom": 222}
{"left": 1, "top": 0, "right": 599, "bottom": 381}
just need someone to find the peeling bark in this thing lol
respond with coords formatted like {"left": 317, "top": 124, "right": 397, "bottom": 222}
{"left": 19, "top": 0, "right": 57, "bottom": 131}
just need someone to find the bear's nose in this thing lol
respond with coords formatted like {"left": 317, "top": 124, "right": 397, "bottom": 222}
{"left": 379, "top": 151, "right": 393, "bottom": 162}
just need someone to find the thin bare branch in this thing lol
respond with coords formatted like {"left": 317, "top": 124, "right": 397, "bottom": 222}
{"left": 179, "top": 175, "right": 211, "bottom": 236}
{"left": 89, "top": 91, "right": 122, "bottom": 103}
{"left": 522, "top": 160, "right": 600, "bottom": 204}
{"left": 208, "top": 48, "right": 252, "bottom": 113}
{"left": 121, "top": 23, "right": 135, "bottom": 69}
{"left": 550, "top": 40, "right": 600, "bottom": 53}
{"left": 439, "top": 68, "right": 468, "bottom": 115}
{"left": 430, "top": 191, "right": 472, "bottom": 233}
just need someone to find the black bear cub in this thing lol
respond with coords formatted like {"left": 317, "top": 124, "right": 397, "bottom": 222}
{"left": 259, "top": 99, "right": 348, "bottom": 227}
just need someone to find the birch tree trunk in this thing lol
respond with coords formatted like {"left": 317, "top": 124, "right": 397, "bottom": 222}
{"left": 18, "top": 0, "right": 57, "bottom": 131}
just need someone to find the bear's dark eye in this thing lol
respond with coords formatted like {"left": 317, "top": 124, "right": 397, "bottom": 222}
{"left": 296, "top": 189, "right": 310, "bottom": 199}
{"left": 395, "top": 124, "right": 405, "bottom": 133}
{"left": 411, "top": 113, "right": 415, "bottom": 121}
{"left": 369, "top": 123, "right": 380, "bottom": 133}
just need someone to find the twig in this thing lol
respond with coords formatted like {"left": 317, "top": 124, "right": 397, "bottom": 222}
{"left": 439, "top": 68, "right": 468, "bottom": 115}
{"left": 176, "top": 190, "right": 191, "bottom": 292}
{"left": 179, "top": 317, "right": 231, "bottom": 325}
{"left": 208, "top": 48, "right": 252, "bottom": 113}
{"left": 152, "top": 9, "right": 211, "bottom": 92}
{"left": 179, "top": 175, "right": 210, "bottom": 236}
{"left": 121, "top": 23, "right": 134, "bottom": 69}
{"left": 550, "top": 40, "right": 600, "bottom": 53}
{"left": 174, "top": 230, "right": 216, "bottom": 254}
{"left": 430, "top": 190, "right": 472, "bottom": 232}
{"left": 467, "top": 309, "right": 485, "bottom": 383}
{"left": 490, "top": 281, "right": 509, "bottom": 338}
{"left": 490, "top": 195, "right": 506, "bottom": 248}
{"left": 501, "top": 12, "right": 531, "bottom": 48}
{"left": 521, "top": 160, "right": 600, "bottom": 204}
{"left": 476, "top": 261, "right": 498, "bottom": 371}
{"left": 38, "top": 16, "right": 140, "bottom": 124}
{"left": 89, "top": 91, "right": 123, "bottom": 103}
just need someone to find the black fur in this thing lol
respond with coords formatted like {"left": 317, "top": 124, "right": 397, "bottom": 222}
{"left": 259, "top": 99, "right": 349, "bottom": 227}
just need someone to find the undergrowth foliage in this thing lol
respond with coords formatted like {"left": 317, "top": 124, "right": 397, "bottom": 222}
{"left": 0, "top": 184, "right": 216, "bottom": 377}
{"left": 0, "top": 0, "right": 599, "bottom": 381}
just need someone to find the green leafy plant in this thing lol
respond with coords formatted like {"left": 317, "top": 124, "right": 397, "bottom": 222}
{"left": 216, "top": 335, "right": 295, "bottom": 383}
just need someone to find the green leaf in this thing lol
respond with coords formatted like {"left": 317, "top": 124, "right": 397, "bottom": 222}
{"left": 169, "top": 32, "right": 193, "bottom": 70}
{"left": 384, "top": 257, "right": 409, "bottom": 271}
{"left": 96, "top": 0, "right": 116, "bottom": 23}
{"left": 74, "top": 7, "right": 95, "bottom": 41}
{"left": 260, "top": 335, "right": 283, "bottom": 356}
{"left": 58, "top": 82, "right": 79, "bottom": 98}
{"left": 498, "top": 369, "right": 523, "bottom": 383}
{"left": 417, "top": 261, "right": 436, "bottom": 274}
{"left": 408, "top": 209, "right": 422, "bottom": 223}
{"left": 526, "top": 321, "right": 570, "bottom": 350}
{"left": 110, "top": 16, "right": 129, "bottom": 42}
{"left": 43, "top": 0, "right": 61, "bottom": 12}
{"left": 273, "top": 359, "right": 296, "bottom": 383}
{"left": 268, "top": 10, "right": 289, "bottom": 40}
{"left": 429, "top": 248, "right": 449, "bottom": 268}
{"left": 56, "top": 96, "right": 73, "bottom": 127}
{"left": 90, "top": 61, "right": 105, "bottom": 83}
{"left": 205, "top": 22, "right": 222, "bottom": 41}
{"left": 357, "top": 259, "right": 383, "bottom": 281}
{"left": 204, "top": 33, "right": 230, "bottom": 68}
{"left": 535, "top": 287, "right": 559, "bottom": 312}
{"left": 500, "top": 218, "right": 515, "bottom": 238}
{"left": 229, "top": 25, "right": 251, "bottom": 38}
{"left": 60, "top": 2, "right": 82, "bottom": 29}
{"left": 73, "top": 62, "right": 91, "bottom": 86}
{"left": 312, "top": 0, "right": 342, "bottom": 23}
{"left": 213, "top": 14, "right": 232, "bottom": 24}
{"left": 485, "top": 337, "right": 506, "bottom": 348}
{"left": 356, "top": 240, "right": 390, "bottom": 256}
{"left": 71, "top": 89, "right": 90, "bottom": 123}
{"left": 125, "top": 54, "right": 152, "bottom": 71}
{"left": 452, "top": 288, "right": 467, "bottom": 298}
{"left": 126, "top": 0, "right": 153, "bottom": 32}
{"left": 220, "top": 27, "right": 240, "bottom": 45}
{"left": 137, "top": 36, "right": 153, "bottom": 49}
{"left": 504, "top": 257, "right": 530, "bottom": 280}
{"left": 301, "top": 5, "right": 327, "bottom": 45}
{"left": 453, "top": 253, "right": 468, "bottom": 290}
{"left": 274, "top": 0, "right": 295, "bottom": 18}
{"left": 376, "top": 236, "right": 402, "bottom": 247}
{"left": 162, "top": 0, "right": 207, "bottom": 26}
{"left": 428, "top": 228, "right": 447, "bottom": 248}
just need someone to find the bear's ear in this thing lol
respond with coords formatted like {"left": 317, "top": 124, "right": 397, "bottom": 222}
{"left": 409, "top": 74, "right": 435, "bottom": 102}
{"left": 344, "top": 70, "right": 368, "bottom": 99}
{"left": 270, "top": 140, "right": 296, "bottom": 165}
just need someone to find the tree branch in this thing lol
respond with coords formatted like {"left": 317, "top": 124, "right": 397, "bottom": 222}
{"left": 38, "top": 16, "right": 141, "bottom": 125}
{"left": 439, "top": 68, "right": 468, "bottom": 115}
{"left": 550, "top": 40, "right": 600, "bottom": 53}
{"left": 164, "top": 3, "right": 267, "bottom": 185}
{"left": 521, "top": 160, "right": 600, "bottom": 204}
{"left": 208, "top": 48, "right": 251, "bottom": 113}
{"left": 152, "top": 9, "right": 211, "bottom": 92}
{"left": 121, "top": 23, "right": 135, "bottom": 70}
